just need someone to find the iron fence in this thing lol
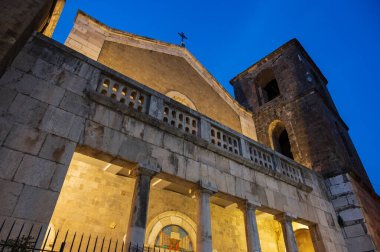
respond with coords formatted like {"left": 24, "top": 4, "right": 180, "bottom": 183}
{"left": 0, "top": 219, "right": 192, "bottom": 252}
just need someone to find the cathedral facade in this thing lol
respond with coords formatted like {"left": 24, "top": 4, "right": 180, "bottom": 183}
{"left": 0, "top": 1, "right": 379, "bottom": 252}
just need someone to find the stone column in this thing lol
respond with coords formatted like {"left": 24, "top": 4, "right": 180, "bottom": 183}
{"left": 275, "top": 213, "right": 299, "bottom": 252}
{"left": 240, "top": 201, "right": 261, "bottom": 252}
{"left": 196, "top": 188, "right": 213, "bottom": 252}
{"left": 125, "top": 167, "right": 155, "bottom": 248}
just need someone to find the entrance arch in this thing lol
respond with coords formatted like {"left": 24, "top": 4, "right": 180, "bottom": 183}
{"left": 145, "top": 211, "right": 197, "bottom": 251}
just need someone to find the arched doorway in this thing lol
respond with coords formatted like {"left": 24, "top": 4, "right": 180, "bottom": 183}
{"left": 145, "top": 211, "right": 197, "bottom": 251}
{"left": 268, "top": 120, "right": 294, "bottom": 159}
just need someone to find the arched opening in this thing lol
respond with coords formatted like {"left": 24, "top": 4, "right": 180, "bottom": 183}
{"left": 269, "top": 120, "right": 294, "bottom": 159}
{"left": 166, "top": 91, "right": 197, "bottom": 111}
{"left": 256, "top": 68, "right": 280, "bottom": 104}
{"left": 145, "top": 211, "right": 197, "bottom": 251}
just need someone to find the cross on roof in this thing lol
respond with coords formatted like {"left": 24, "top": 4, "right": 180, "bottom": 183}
{"left": 178, "top": 32, "right": 188, "bottom": 47}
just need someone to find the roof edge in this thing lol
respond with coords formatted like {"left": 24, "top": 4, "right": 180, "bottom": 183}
{"left": 229, "top": 38, "right": 328, "bottom": 85}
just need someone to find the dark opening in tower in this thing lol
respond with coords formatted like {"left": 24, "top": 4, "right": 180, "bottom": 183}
{"left": 269, "top": 121, "right": 294, "bottom": 160}
{"left": 256, "top": 68, "right": 280, "bottom": 105}
{"left": 278, "top": 129, "right": 293, "bottom": 159}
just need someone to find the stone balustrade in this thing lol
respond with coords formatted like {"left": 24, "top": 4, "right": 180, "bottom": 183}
{"left": 96, "top": 74, "right": 307, "bottom": 185}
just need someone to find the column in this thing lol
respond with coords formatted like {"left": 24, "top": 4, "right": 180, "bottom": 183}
{"left": 125, "top": 167, "right": 155, "bottom": 248}
{"left": 240, "top": 202, "right": 261, "bottom": 252}
{"left": 275, "top": 213, "right": 299, "bottom": 252}
{"left": 196, "top": 188, "right": 213, "bottom": 252}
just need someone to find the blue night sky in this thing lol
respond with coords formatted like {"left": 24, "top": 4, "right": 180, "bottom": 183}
{"left": 53, "top": 0, "right": 380, "bottom": 193}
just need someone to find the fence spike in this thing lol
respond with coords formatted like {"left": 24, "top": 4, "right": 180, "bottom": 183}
{"left": 69, "top": 232, "right": 76, "bottom": 252}
{"left": 14, "top": 222, "right": 25, "bottom": 246}
{"left": 107, "top": 238, "right": 112, "bottom": 252}
{"left": 32, "top": 225, "right": 43, "bottom": 250}
{"left": 0, "top": 219, "right": 5, "bottom": 234}
{"left": 50, "top": 228, "right": 60, "bottom": 251}
{"left": 100, "top": 236, "right": 105, "bottom": 252}
{"left": 42, "top": 226, "right": 52, "bottom": 251}
{"left": 59, "top": 230, "right": 69, "bottom": 252}
{"left": 114, "top": 240, "right": 118, "bottom": 252}
{"left": 77, "top": 233, "right": 84, "bottom": 252}
{"left": 93, "top": 235, "right": 98, "bottom": 252}
{"left": 120, "top": 240, "right": 124, "bottom": 252}
{"left": 85, "top": 234, "right": 91, "bottom": 252}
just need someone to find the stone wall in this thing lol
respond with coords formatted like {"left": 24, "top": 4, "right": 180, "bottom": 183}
{"left": 325, "top": 174, "right": 378, "bottom": 252}
{"left": 231, "top": 40, "right": 368, "bottom": 184}
{"left": 0, "top": 33, "right": 347, "bottom": 251}
{"left": 0, "top": 0, "right": 63, "bottom": 76}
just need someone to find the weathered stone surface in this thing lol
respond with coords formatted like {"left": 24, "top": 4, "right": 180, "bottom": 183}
{"left": 122, "top": 116, "right": 145, "bottom": 138}
{"left": 0, "top": 118, "right": 12, "bottom": 145}
{"left": 142, "top": 125, "right": 163, "bottom": 146}
{"left": 7, "top": 93, "right": 48, "bottom": 127}
{"left": 14, "top": 155, "right": 58, "bottom": 188}
{"left": 90, "top": 104, "right": 123, "bottom": 130}
{"left": 39, "top": 134, "right": 76, "bottom": 164}
{"left": 163, "top": 133, "right": 184, "bottom": 155}
{"left": 13, "top": 185, "right": 59, "bottom": 223}
{"left": 0, "top": 179, "right": 23, "bottom": 216}
{"left": 59, "top": 91, "right": 90, "bottom": 117}
{"left": 4, "top": 124, "right": 46, "bottom": 155}
{"left": 30, "top": 80, "right": 65, "bottom": 106}
{"left": 82, "top": 120, "right": 125, "bottom": 157}
{"left": 40, "top": 106, "right": 84, "bottom": 141}
{"left": 56, "top": 69, "right": 90, "bottom": 96}
{"left": 0, "top": 87, "right": 17, "bottom": 114}
{"left": 0, "top": 147, "right": 24, "bottom": 179}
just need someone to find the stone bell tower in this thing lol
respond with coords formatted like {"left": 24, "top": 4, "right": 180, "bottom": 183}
{"left": 230, "top": 39, "right": 380, "bottom": 251}
{"left": 231, "top": 39, "right": 367, "bottom": 183}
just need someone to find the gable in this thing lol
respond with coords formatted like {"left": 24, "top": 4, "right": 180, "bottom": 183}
{"left": 98, "top": 41, "right": 242, "bottom": 133}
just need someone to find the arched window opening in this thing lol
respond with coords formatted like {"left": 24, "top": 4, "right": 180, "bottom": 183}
{"left": 256, "top": 68, "right": 281, "bottom": 104}
{"left": 269, "top": 120, "right": 294, "bottom": 159}
{"left": 278, "top": 129, "right": 294, "bottom": 159}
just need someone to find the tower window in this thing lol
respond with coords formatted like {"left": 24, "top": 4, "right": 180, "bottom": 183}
{"left": 278, "top": 129, "right": 294, "bottom": 159}
{"left": 262, "top": 79, "right": 280, "bottom": 102}
{"left": 269, "top": 120, "right": 294, "bottom": 160}
{"left": 256, "top": 68, "right": 281, "bottom": 105}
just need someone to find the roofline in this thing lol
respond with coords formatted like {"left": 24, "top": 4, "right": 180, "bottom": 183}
{"left": 75, "top": 10, "right": 185, "bottom": 50}
{"left": 73, "top": 10, "right": 254, "bottom": 117}
{"left": 229, "top": 38, "right": 328, "bottom": 85}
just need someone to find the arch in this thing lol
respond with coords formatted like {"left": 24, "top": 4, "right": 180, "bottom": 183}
{"left": 255, "top": 68, "right": 280, "bottom": 104}
{"left": 268, "top": 120, "right": 294, "bottom": 159}
{"left": 145, "top": 211, "right": 197, "bottom": 250}
{"left": 166, "top": 91, "right": 197, "bottom": 111}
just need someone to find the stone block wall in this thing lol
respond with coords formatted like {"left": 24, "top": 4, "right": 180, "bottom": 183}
{"left": 0, "top": 0, "right": 58, "bottom": 76}
{"left": 325, "top": 174, "right": 377, "bottom": 252}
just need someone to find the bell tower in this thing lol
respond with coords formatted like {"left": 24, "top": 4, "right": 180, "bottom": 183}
{"left": 230, "top": 38, "right": 370, "bottom": 186}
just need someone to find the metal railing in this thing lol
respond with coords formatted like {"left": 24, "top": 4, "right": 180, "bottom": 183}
{"left": 0, "top": 219, "right": 195, "bottom": 252}
{"left": 96, "top": 74, "right": 307, "bottom": 185}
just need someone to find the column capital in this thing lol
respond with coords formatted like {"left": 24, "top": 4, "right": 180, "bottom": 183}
{"left": 197, "top": 180, "right": 218, "bottom": 194}
{"left": 274, "top": 212, "right": 297, "bottom": 223}
{"left": 238, "top": 200, "right": 261, "bottom": 211}
{"left": 129, "top": 165, "right": 157, "bottom": 178}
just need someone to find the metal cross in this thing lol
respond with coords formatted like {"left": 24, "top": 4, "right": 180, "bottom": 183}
{"left": 178, "top": 32, "right": 188, "bottom": 47}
